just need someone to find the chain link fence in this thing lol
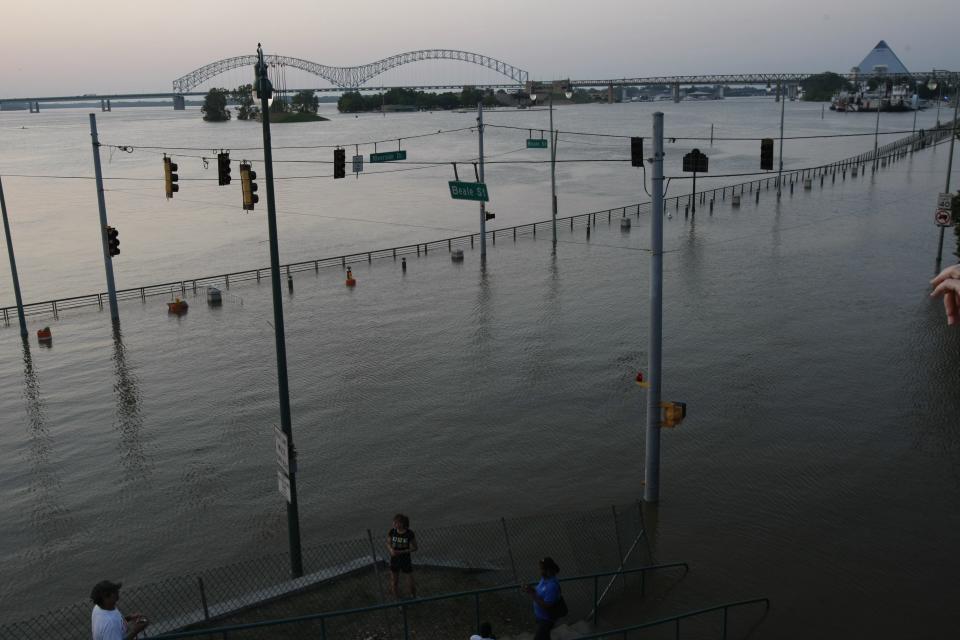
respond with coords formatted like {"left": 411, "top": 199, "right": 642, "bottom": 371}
{"left": 1, "top": 502, "right": 652, "bottom": 640}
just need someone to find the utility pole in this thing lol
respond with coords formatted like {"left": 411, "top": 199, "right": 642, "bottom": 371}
{"left": 256, "top": 44, "right": 304, "bottom": 579}
{"left": 644, "top": 112, "right": 665, "bottom": 504}
{"left": 935, "top": 81, "right": 959, "bottom": 266}
{"left": 478, "top": 101, "right": 487, "bottom": 263}
{"left": 777, "top": 81, "right": 786, "bottom": 199}
{"left": 88, "top": 114, "right": 119, "bottom": 323}
{"left": 550, "top": 92, "right": 557, "bottom": 249}
{"left": 0, "top": 176, "right": 28, "bottom": 338}
{"left": 872, "top": 100, "right": 881, "bottom": 173}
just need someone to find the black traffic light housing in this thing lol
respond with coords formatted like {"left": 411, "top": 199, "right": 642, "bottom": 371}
{"left": 218, "top": 152, "right": 232, "bottom": 186}
{"left": 106, "top": 226, "right": 120, "bottom": 257}
{"left": 631, "top": 137, "right": 644, "bottom": 167}
{"left": 334, "top": 148, "right": 346, "bottom": 179}
{"left": 761, "top": 138, "right": 774, "bottom": 171}
{"left": 240, "top": 162, "right": 259, "bottom": 211}
{"left": 164, "top": 156, "right": 179, "bottom": 198}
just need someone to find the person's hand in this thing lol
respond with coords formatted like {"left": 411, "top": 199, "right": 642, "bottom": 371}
{"left": 126, "top": 612, "right": 143, "bottom": 621}
{"left": 931, "top": 265, "right": 960, "bottom": 325}
{"left": 130, "top": 617, "right": 149, "bottom": 635}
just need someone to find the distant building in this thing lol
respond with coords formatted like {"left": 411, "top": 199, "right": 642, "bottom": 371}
{"left": 853, "top": 40, "right": 910, "bottom": 76}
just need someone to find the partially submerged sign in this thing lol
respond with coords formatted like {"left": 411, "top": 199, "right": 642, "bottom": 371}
{"left": 682, "top": 149, "right": 709, "bottom": 173}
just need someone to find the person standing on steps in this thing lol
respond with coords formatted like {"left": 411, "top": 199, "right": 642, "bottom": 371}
{"left": 522, "top": 557, "right": 562, "bottom": 640}
{"left": 387, "top": 513, "right": 418, "bottom": 598}
{"left": 90, "top": 580, "right": 148, "bottom": 640}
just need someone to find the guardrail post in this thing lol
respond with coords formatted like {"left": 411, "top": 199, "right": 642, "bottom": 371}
{"left": 314, "top": 261, "right": 318, "bottom": 272}
{"left": 501, "top": 517, "right": 519, "bottom": 583}
{"left": 611, "top": 505, "right": 625, "bottom": 593}
{"left": 448, "top": 239, "right": 452, "bottom": 251}
{"left": 722, "top": 605, "right": 729, "bottom": 640}
{"left": 513, "top": 227, "right": 517, "bottom": 240}
{"left": 197, "top": 577, "right": 210, "bottom": 621}
{"left": 402, "top": 604, "right": 410, "bottom": 640}
{"left": 593, "top": 575, "right": 599, "bottom": 626}
{"left": 52, "top": 300, "right": 58, "bottom": 318}
{"left": 366, "top": 528, "right": 387, "bottom": 604}
{"left": 368, "top": 252, "right": 372, "bottom": 262}
{"left": 98, "top": 294, "right": 103, "bottom": 309}
{"left": 342, "top": 257, "right": 346, "bottom": 268}
{"left": 225, "top": 274, "right": 229, "bottom": 289}
{"left": 474, "top": 592, "right": 481, "bottom": 635}
{"left": 320, "top": 618, "right": 327, "bottom": 640}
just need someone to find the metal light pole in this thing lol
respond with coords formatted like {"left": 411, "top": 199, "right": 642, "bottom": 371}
{"left": 89, "top": 114, "right": 120, "bottom": 323}
{"left": 777, "top": 80, "right": 786, "bottom": 199}
{"left": 935, "top": 81, "right": 960, "bottom": 265}
{"left": 644, "top": 112, "right": 665, "bottom": 504}
{"left": 478, "top": 101, "right": 487, "bottom": 263}
{"left": 0, "top": 176, "right": 28, "bottom": 338}
{"left": 256, "top": 44, "right": 304, "bottom": 579}
{"left": 550, "top": 92, "right": 557, "bottom": 249}
{"left": 872, "top": 100, "right": 881, "bottom": 173}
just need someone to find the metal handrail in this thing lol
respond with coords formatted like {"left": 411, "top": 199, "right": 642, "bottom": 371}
{"left": 151, "top": 562, "right": 689, "bottom": 639}
{"left": 571, "top": 597, "right": 770, "bottom": 639}
{"left": 3, "top": 120, "right": 954, "bottom": 323}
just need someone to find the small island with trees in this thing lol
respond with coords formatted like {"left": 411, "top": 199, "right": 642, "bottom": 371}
{"left": 201, "top": 86, "right": 328, "bottom": 123}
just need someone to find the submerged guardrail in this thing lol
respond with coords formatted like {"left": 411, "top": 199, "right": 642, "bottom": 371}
{"left": 3, "top": 121, "right": 955, "bottom": 324}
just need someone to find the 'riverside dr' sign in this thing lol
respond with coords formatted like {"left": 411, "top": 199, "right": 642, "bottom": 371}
{"left": 370, "top": 150, "right": 407, "bottom": 163}
{"left": 449, "top": 181, "right": 489, "bottom": 202}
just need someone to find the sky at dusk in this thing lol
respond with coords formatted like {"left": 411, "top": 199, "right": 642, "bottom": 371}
{"left": 3, "top": 0, "right": 959, "bottom": 96}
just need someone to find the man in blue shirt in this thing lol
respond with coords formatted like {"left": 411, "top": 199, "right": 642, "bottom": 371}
{"left": 522, "top": 557, "right": 561, "bottom": 640}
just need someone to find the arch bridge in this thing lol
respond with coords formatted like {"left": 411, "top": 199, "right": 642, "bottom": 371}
{"left": 172, "top": 50, "right": 529, "bottom": 94}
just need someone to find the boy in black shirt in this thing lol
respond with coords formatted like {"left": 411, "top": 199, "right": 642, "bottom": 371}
{"left": 386, "top": 513, "right": 418, "bottom": 598}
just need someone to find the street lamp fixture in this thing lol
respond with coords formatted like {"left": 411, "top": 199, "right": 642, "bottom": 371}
{"left": 927, "top": 78, "right": 938, "bottom": 92}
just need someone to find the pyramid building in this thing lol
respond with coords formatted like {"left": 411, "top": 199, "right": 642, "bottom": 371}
{"left": 855, "top": 40, "right": 910, "bottom": 75}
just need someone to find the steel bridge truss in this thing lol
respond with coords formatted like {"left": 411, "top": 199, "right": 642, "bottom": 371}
{"left": 172, "top": 50, "right": 529, "bottom": 93}
{"left": 568, "top": 71, "right": 959, "bottom": 87}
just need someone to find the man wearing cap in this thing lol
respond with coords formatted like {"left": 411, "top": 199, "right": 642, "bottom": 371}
{"left": 90, "top": 580, "right": 148, "bottom": 640}
{"left": 522, "top": 557, "right": 561, "bottom": 640}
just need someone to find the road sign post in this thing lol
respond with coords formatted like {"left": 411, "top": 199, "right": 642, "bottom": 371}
{"left": 682, "top": 149, "right": 708, "bottom": 214}
{"left": 352, "top": 155, "right": 363, "bottom": 174}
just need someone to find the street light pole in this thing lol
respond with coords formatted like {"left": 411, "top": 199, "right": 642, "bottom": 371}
{"left": 644, "top": 111, "right": 665, "bottom": 503}
{"left": 550, "top": 92, "right": 557, "bottom": 249}
{"left": 777, "top": 80, "right": 786, "bottom": 199}
{"left": 256, "top": 44, "right": 304, "bottom": 579}
{"left": 0, "top": 176, "right": 27, "bottom": 338}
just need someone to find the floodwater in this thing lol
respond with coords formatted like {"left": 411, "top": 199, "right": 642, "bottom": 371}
{"left": 1, "top": 100, "right": 959, "bottom": 637}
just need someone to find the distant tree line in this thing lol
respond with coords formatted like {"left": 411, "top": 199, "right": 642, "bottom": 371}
{"left": 201, "top": 87, "right": 320, "bottom": 121}
{"left": 338, "top": 87, "right": 499, "bottom": 112}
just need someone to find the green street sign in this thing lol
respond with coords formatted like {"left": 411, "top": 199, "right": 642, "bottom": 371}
{"left": 527, "top": 138, "right": 548, "bottom": 149}
{"left": 370, "top": 150, "right": 407, "bottom": 163}
{"left": 449, "top": 181, "right": 489, "bottom": 202}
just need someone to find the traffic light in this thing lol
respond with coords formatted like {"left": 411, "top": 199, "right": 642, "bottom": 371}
{"left": 333, "top": 148, "right": 346, "bottom": 179}
{"left": 240, "top": 162, "right": 258, "bottom": 211}
{"left": 760, "top": 138, "right": 774, "bottom": 171}
{"left": 485, "top": 212, "right": 495, "bottom": 220}
{"left": 106, "top": 226, "right": 120, "bottom": 257}
{"left": 631, "top": 137, "right": 644, "bottom": 167}
{"left": 217, "top": 152, "right": 231, "bottom": 186}
{"left": 660, "top": 401, "right": 687, "bottom": 428}
{"left": 163, "top": 156, "right": 179, "bottom": 198}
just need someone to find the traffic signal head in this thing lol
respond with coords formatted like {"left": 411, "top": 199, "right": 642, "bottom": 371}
{"left": 761, "top": 138, "right": 774, "bottom": 171}
{"left": 631, "top": 137, "right": 644, "bottom": 167}
{"left": 164, "top": 157, "right": 179, "bottom": 198}
{"left": 218, "top": 152, "right": 232, "bottom": 186}
{"left": 106, "top": 226, "right": 120, "bottom": 257}
{"left": 240, "top": 162, "right": 259, "bottom": 211}
{"left": 333, "top": 148, "right": 346, "bottom": 179}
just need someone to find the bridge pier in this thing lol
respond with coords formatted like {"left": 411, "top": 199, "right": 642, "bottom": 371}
{"left": 173, "top": 95, "right": 186, "bottom": 111}
{"left": 29, "top": 101, "right": 40, "bottom": 113}
{"left": 101, "top": 99, "right": 111, "bottom": 112}
{"left": 607, "top": 84, "right": 614, "bottom": 104}
{"left": 775, "top": 81, "right": 781, "bottom": 103}
{"left": 714, "top": 85, "right": 724, "bottom": 99}
{"left": 672, "top": 83, "right": 681, "bottom": 103}
{"left": 787, "top": 83, "right": 798, "bottom": 101}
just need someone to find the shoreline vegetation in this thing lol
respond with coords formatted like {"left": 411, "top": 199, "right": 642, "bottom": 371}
{"left": 202, "top": 86, "right": 326, "bottom": 123}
